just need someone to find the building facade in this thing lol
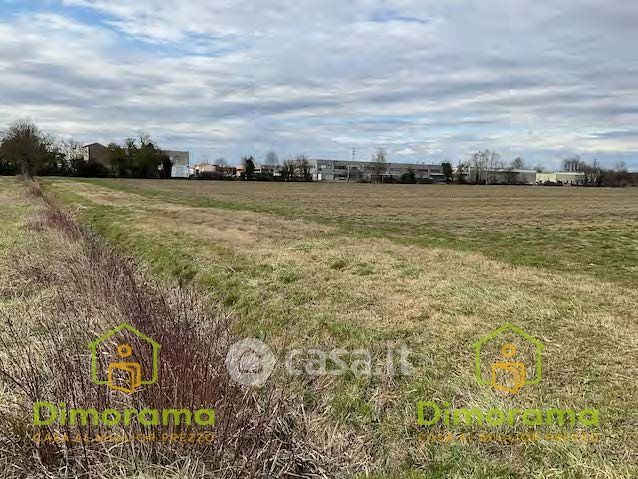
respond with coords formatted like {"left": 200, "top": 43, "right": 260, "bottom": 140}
{"left": 193, "top": 163, "right": 238, "bottom": 178}
{"left": 459, "top": 167, "right": 586, "bottom": 185}
{"left": 83, "top": 143, "right": 110, "bottom": 167}
{"left": 84, "top": 143, "right": 190, "bottom": 178}
{"left": 460, "top": 167, "right": 538, "bottom": 185}
{"left": 309, "top": 159, "right": 445, "bottom": 182}
{"left": 536, "top": 171, "right": 585, "bottom": 185}
{"left": 162, "top": 150, "right": 190, "bottom": 178}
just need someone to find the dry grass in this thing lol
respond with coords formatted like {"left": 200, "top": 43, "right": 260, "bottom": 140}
{"left": 12, "top": 178, "right": 638, "bottom": 477}
{"left": 56, "top": 178, "right": 638, "bottom": 286}
{"left": 0, "top": 179, "right": 331, "bottom": 478}
{"left": 80, "top": 178, "right": 638, "bottom": 227}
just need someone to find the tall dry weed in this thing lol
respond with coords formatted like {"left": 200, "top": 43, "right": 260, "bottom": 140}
{"left": 0, "top": 180, "right": 330, "bottom": 478}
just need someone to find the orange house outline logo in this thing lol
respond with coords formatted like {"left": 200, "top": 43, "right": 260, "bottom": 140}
{"left": 473, "top": 323, "right": 544, "bottom": 394}
{"left": 89, "top": 323, "right": 160, "bottom": 394}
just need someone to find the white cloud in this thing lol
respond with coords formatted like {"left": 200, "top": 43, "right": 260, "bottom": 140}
{"left": 1, "top": 1, "right": 637, "bottom": 167}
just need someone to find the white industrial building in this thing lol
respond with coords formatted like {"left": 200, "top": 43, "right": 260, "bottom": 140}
{"left": 458, "top": 166, "right": 586, "bottom": 185}
{"left": 162, "top": 150, "right": 190, "bottom": 178}
{"left": 310, "top": 159, "right": 445, "bottom": 182}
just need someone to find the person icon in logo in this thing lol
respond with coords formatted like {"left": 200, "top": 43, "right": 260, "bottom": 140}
{"left": 107, "top": 343, "right": 142, "bottom": 394}
{"left": 490, "top": 343, "right": 526, "bottom": 394}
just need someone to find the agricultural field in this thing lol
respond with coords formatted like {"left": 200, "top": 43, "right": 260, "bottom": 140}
{"left": 1, "top": 176, "right": 637, "bottom": 478}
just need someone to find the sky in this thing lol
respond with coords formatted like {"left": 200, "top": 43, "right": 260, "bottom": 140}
{"left": 1, "top": 0, "right": 637, "bottom": 169}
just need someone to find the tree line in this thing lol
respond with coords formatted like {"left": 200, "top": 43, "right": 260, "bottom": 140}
{"left": 560, "top": 155, "right": 634, "bottom": 187}
{"left": 1, "top": 120, "right": 635, "bottom": 186}
{"left": 237, "top": 149, "right": 454, "bottom": 184}
{"left": 237, "top": 154, "right": 314, "bottom": 182}
{"left": 0, "top": 120, "right": 171, "bottom": 179}
{"left": 454, "top": 150, "right": 636, "bottom": 187}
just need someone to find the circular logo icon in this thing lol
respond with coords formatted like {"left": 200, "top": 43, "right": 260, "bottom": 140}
{"left": 225, "top": 338, "right": 276, "bottom": 387}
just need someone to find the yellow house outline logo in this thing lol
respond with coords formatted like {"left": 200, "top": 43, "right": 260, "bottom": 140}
{"left": 473, "top": 323, "right": 543, "bottom": 394}
{"left": 89, "top": 323, "right": 160, "bottom": 394}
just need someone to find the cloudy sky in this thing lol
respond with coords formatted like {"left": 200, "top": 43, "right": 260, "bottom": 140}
{"left": 1, "top": 0, "right": 637, "bottom": 169}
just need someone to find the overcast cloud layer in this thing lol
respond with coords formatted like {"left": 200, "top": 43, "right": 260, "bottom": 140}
{"left": 1, "top": 0, "right": 637, "bottom": 168}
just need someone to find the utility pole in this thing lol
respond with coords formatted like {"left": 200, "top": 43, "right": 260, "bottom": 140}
{"left": 350, "top": 148, "right": 356, "bottom": 182}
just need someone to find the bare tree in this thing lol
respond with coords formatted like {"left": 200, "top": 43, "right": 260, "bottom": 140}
{"left": 614, "top": 160, "right": 627, "bottom": 172}
{"left": 511, "top": 157, "right": 526, "bottom": 169}
{"left": 471, "top": 149, "right": 501, "bottom": 185}
{"left": 585, "top": 159, "right": 602, "bottom": 186}
{"left": 504, "top": 168, "right": 519, "bottom": 185}
{"left": 486, "top": 150, "right": 502, "bottom": 184}
{"left": 56, "top": 139, "right": 85, "bottom": 174}
{"left": 609, "top": 161, "right": 630, "bottom": 187}
{"left": 371, "top": 148, "right": 387, "bottom": 183}
{"left": 139, "top": 131, "right": 158, "bottom": 149}
{"left": 470, "top": 151, "right": 485, "bottom": 184}
{"left": 282, "top": 158, "right": 298, "bottom": 181}
{"left": 215, "top": 157, "right": 228, "bottom": 166}
{"left": 265, "top": 151, "right": 279, "bottom": 166}
{"left": 563, "top": 157, "right": 604, "bottom": 185}
{"left": 455, "top": 160, "right": 468, "bottom": 184}
{"left": 296, "top": 154, "right": 312, "bottom": 181}
{"left": 59, "top": 139, "right": 85, "bottom": 162}
{"left": 562, "top": 155, "right": 581, "bottom": 172}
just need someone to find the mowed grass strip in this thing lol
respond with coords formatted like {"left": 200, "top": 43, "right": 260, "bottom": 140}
{"left": 40, "top": 178, "right": 638, "bottom": 478}
{"left": 61, "top": 178, "right": 638, "bottom": 285}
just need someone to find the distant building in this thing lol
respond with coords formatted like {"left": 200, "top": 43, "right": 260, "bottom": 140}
{"left": 193, "top": 163, "right": 237, "bottom": 178}
{"left": 310, "top": 159, "right": 445, "bottom": 182}
{"left": 536, "top": 171, "right": 585, "bottom": 185}
{"left": 193, "top": 162, "right": 218, "bottom": 174}
{"left": 83, "top": 143, "right": 110, "bottom": 167}
{"left": 458, "top": 166, "right": 537, "bottom": 185}
{"left": 84, "top": 143, "right": 190, "bottom": 178}
{"left": 255, "top": 164, "right": 282, "bottom": 177}
{"left": 163, "top": 150, "right": 190, "bottom": 178}
{"left": 458, "top": 166, "right": 586, "bottom": 185}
